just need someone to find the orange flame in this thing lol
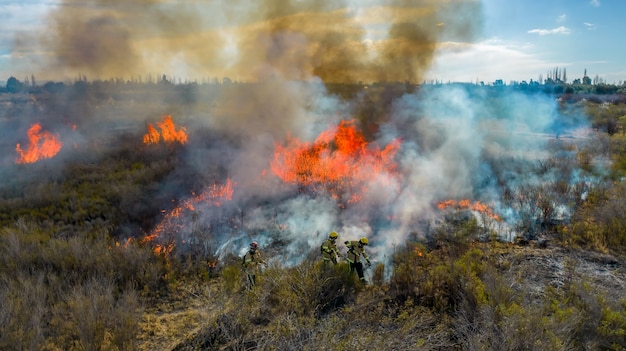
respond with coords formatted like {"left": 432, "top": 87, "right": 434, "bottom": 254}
{"left": 143, "top": 179, "right": 236, "bottom": 251}
{"left": 437, "top": 199, "right": 501, "bottom": 221}
{"left": 143, "top": 115, "right": 188, "bottom": 145}
{"left": 114, "top": 238, "right": 133, "bottom": 248}
{"left": 191, "top": 178, "right": 235, "bottom": 207}
{"left": 15, "top": 123, "right": 63, "bottom": 164}
{"left": 143, "top": 124, "right": 160, "bottom": 144}
{"left": 270, "top": 120, "right": 400, "bottom": 202}
{"left": 207, "top": 259, "right": 218, "bottom": 268}
{"left": 153, "top": 243, "right": 174, "bottom": 256}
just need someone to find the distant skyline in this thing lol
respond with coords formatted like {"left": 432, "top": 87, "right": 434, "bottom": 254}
{"left": 1, "top": 0, "right": 625, "bottom": 85}
{"left": 428, "top": 0, "right": 626, "bottom": 84}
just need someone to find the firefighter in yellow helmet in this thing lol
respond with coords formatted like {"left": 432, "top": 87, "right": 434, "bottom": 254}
{"left": 345, "top": 237, "right": 371, "bottom": 283}
{"left": 242, "top": 241, "right": 266, "bottom": 289}
{"left": 320, "top": 231, "right": 339, "bottom": 266}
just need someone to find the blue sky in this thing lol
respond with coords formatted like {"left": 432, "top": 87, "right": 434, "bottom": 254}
{"left": 1, "top": 0, "right": 625, "bottom": 85}
{"left": 430, "top": 0, "right": 626, "bottom": 83}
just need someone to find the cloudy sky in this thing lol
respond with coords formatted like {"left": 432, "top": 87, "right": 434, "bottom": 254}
{"left": 0, "top": 0, "right": 624, "bottom": 85}
{"left": 428, "top": 0, "right": 626, "bottom": 84}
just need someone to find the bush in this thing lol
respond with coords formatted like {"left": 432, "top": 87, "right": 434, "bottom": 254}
{"left": 0, "top": 223, "right": 158, "bottom": 349}
{"left": 0, "top": 272, "right": 47, "bottom": 351}
{"left": 568, "top": 181, "right": 626, "bottom": 253}
{"left": 598, "top": 300, "right": 626, "bottom": 350}
{"left": 389, "top": 241, "right": 455, "bottom": 312}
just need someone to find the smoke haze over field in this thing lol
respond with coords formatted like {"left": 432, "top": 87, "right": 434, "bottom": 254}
{"left": 1, "top": 0, "right": 595, "bottom": 270}
{"left": 0, "top": 83, "right": 592, "bottom": 270}
{"left": 16, "top": 0, "right": 483, "bottom": 83}
{"left": 106, "top": 82, "right": 589, "bottom": 267}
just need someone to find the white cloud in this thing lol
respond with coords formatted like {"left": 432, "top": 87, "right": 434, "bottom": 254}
{"left": 527, "top": 26, "right": 571, "bottom": 35}
{"left": 557, "top": 14, "right": 567, "bottom": 23}
{"left": 428, "top": 40, "right": 564, "bottom": 83}
{"left": 590, "top": 0, "right": 600, "bottom": 7}
{"left": 584, "top": 22, "right": 596, "bottom": 30}
{"left": 0, "top": 4, "right": 56, "bottom": 37}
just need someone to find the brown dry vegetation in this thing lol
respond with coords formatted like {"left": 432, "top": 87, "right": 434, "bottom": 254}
{"left": 3, "top": 215, "right": 625, "bottom": 350}
{"left": 147, "top": 241, "right": 626, "bottom": 351}
{"left": 2, "top": 87, "right": 626, "bottom": 350}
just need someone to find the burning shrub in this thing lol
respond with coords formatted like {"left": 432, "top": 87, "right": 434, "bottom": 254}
{"left": 270, "top": 119, "right": 400, "bottom": 207}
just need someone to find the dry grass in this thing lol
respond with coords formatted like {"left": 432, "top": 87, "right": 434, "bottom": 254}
{"left": 136, "top": 280, "right": 224, "bottom": 351}
{"left": 152, "top": 243, "right": 626, "bottom": 351}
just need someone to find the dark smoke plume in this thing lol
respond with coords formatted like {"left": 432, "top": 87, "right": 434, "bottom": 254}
{"left": 30, "top": 0, "right": 483, "bottom": 83}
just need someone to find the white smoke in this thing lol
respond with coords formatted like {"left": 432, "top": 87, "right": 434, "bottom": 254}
{"left": 150, "top": 82, "right": 590, "bottom": 269}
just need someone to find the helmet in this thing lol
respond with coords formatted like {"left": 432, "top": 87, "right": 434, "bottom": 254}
{"left": 359, "top": 237, "right": 369, "bottom": 245}
{"left": 329, "top": 231, "right": 338, "bottom": 239}
{"left": 250, "top": 241, "right": 258, "bottom": 249}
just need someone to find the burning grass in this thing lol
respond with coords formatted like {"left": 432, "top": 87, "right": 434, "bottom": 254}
{"left": 270, "top": 119, "right": 401, "bottom": 204}
{"left": 437, "top": 199, "right": 502, "bottom": 221}
{"left": 141, "top": 178, "right": 236, "bottom": 256}
{"left": 15, "top": 123, "right": 63, "bottom": 164}
{"left": 143, "top": 115, "right": 188, "bottom": 145}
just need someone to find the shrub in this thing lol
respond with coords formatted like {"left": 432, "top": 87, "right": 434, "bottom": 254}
{"left": 220, "top": 263, "right": 243, "bottom": 293}
{"left": 0, "top": 222, "right": 161, "bottom": 349}
{"left": 389, "top": 241, "right": 456, "bottom": 312}
{"left": 0, "top": 272, "right": 47, "bottom": 351}
{"left": 257, "top": 261, "right": 358, "bottom": 317}
{"left": 569, "top": 181, "right": 626, "bottom": 253}
{"left": 598, "top": 300, "right": 626, "bottom": 350}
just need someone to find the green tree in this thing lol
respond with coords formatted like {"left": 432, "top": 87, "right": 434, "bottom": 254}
{"left": 6, "top": 76, "right": 24, "bottom": 93}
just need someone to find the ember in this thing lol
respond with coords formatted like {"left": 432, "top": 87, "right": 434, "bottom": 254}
{"left": 143, "top": 115, "right": 188, "bottom": 145}
{"left": 15, "top": 123, "right": 63, "bottom": 164}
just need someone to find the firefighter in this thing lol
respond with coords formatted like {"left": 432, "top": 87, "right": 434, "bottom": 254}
{"left": 321, "top": 231, "right": 340, "bottom": 266}
{"left": 345, "top": 237, "right": 371, "bottom": 283}
{"left": 242, "top": 241, "right": 266, "bottom": 289}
